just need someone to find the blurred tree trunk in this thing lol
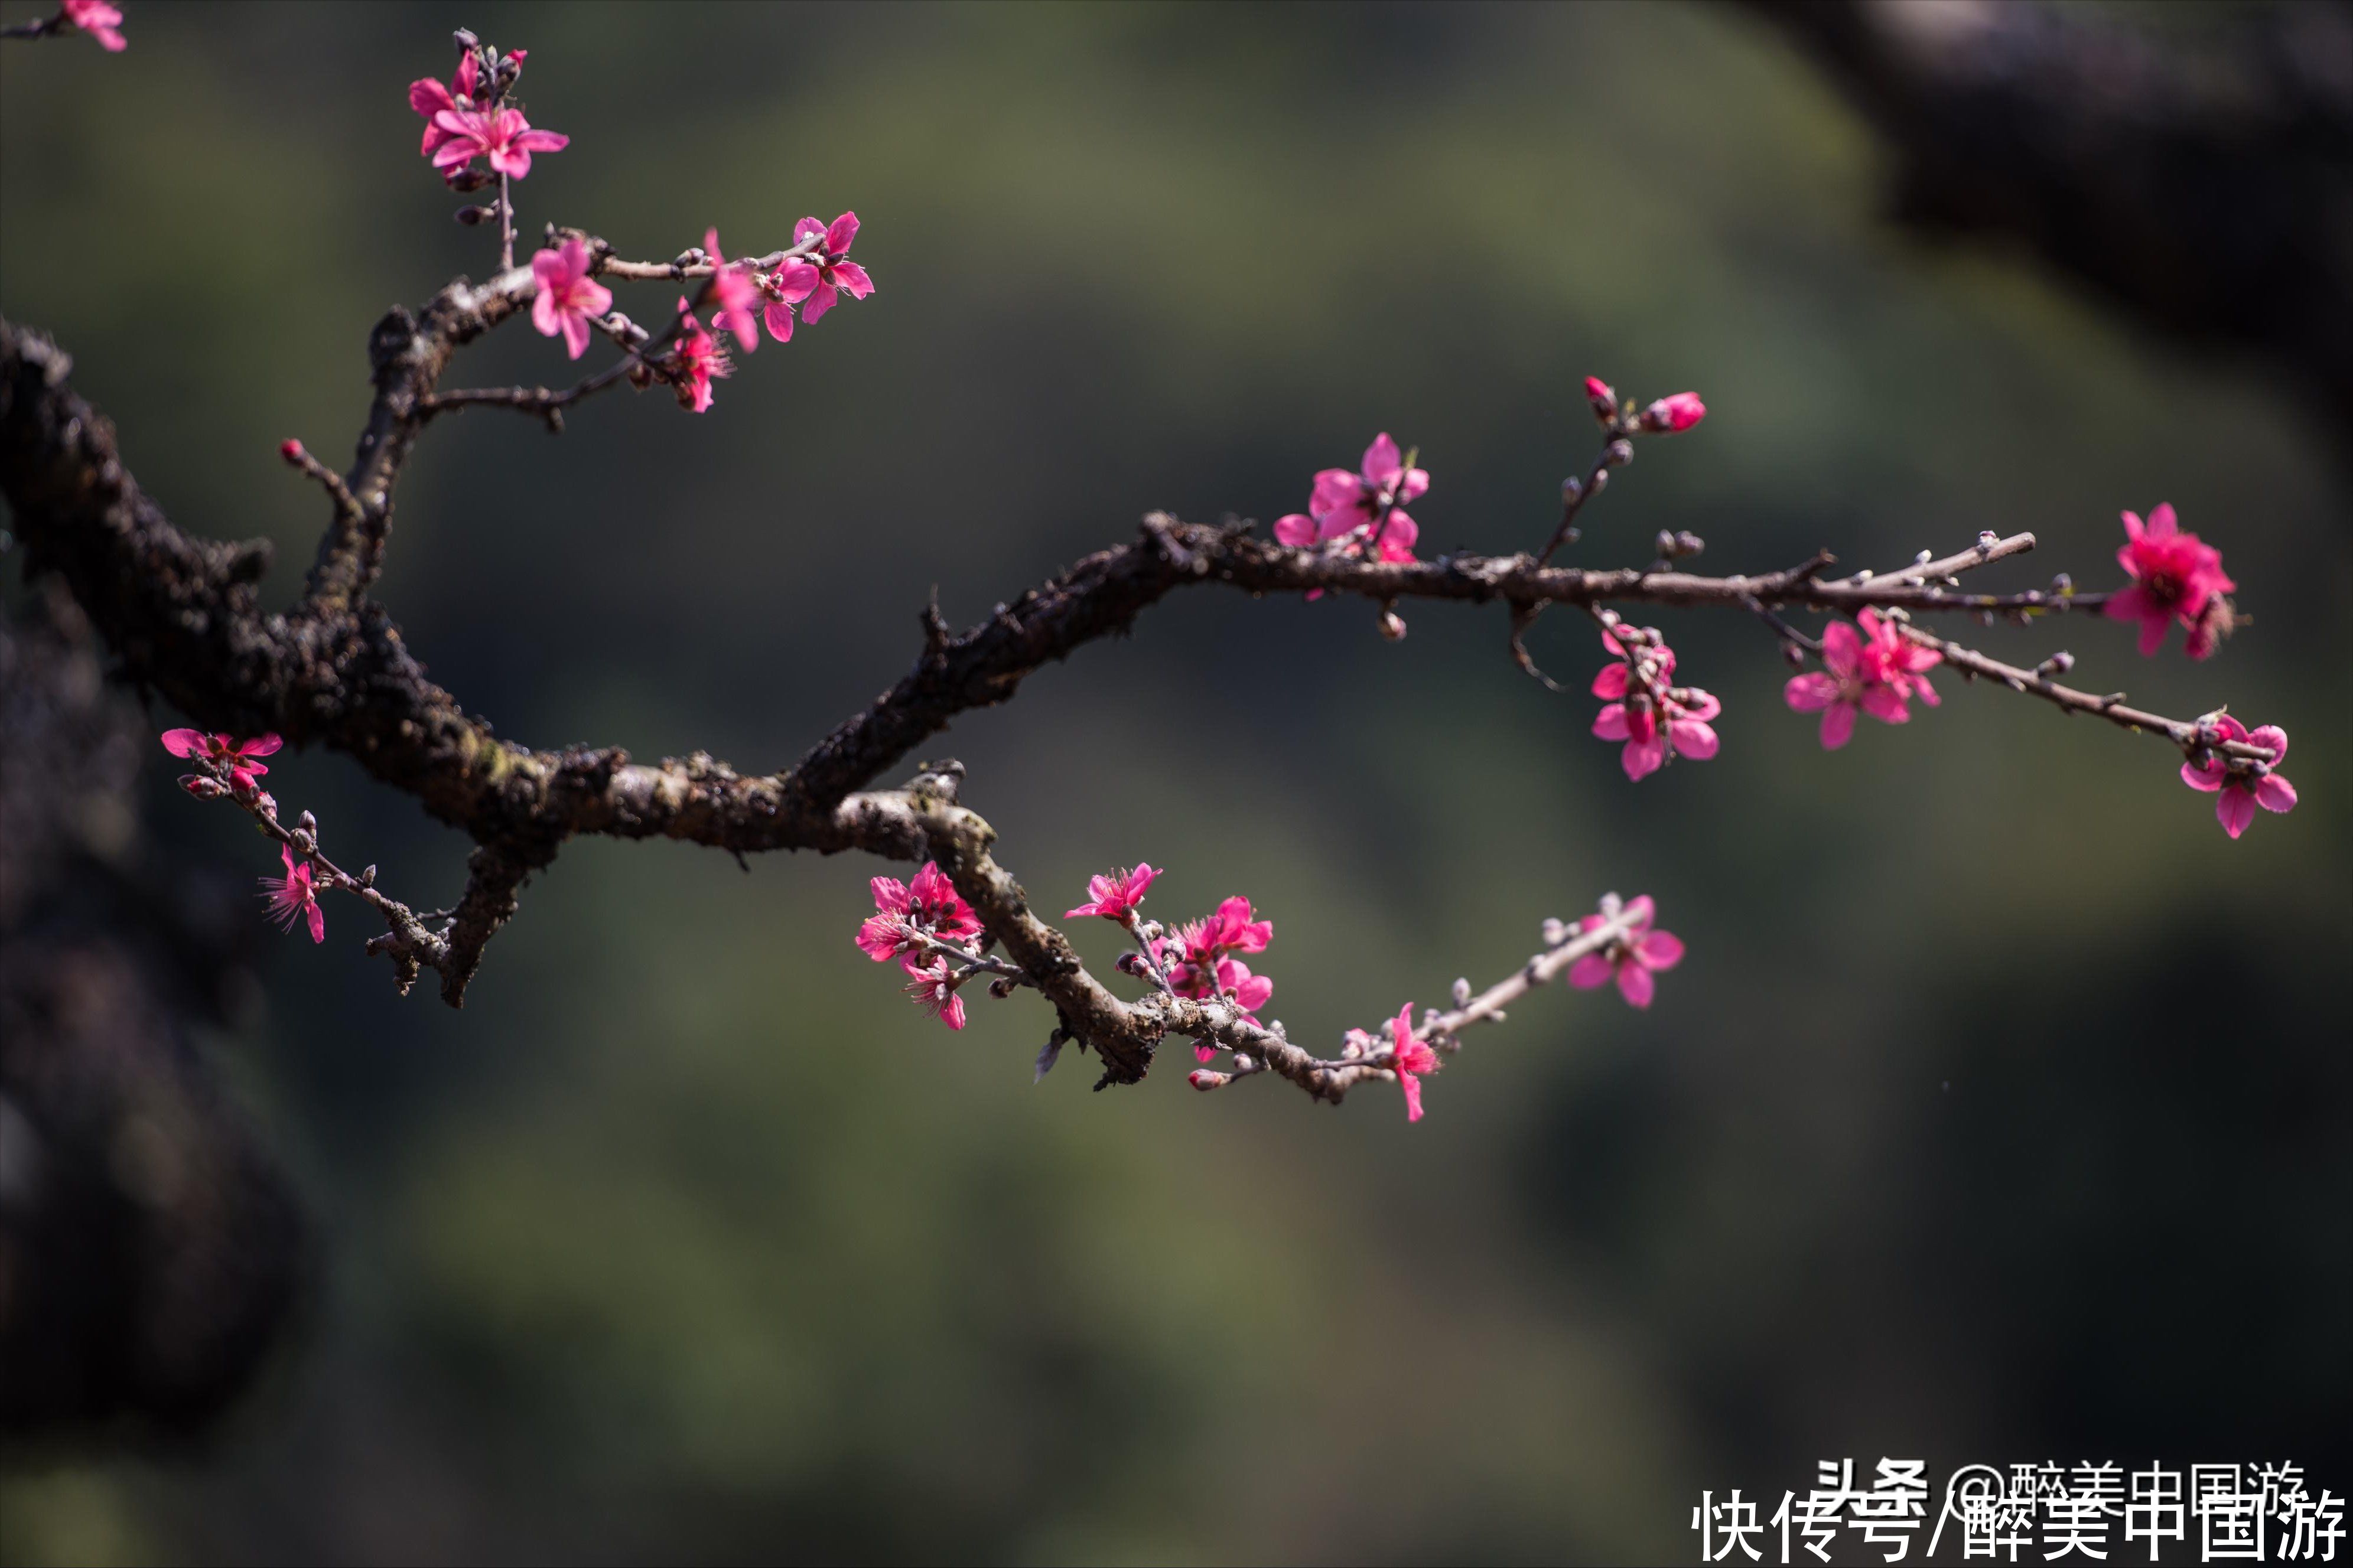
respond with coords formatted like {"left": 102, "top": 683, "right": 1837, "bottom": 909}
{"left": 1752, "top": 0, "right": 2353, "bottom": 449}
{"left": 0, "top": 582, "right": 310, "bottom": 1445}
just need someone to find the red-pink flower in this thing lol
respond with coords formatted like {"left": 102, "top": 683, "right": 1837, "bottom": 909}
{"left": 1153, "top": 895, "right": 1277, "bottom": 1052}
{"left": 61, "top": 0, "right": 125, "bottom": 51}
{"left": 2106, "top": 504, "right": 2235, "bottom": 659}
{"left": 1066, "top": 863, "right": 1159, "bottom": 922}
{"left": 701, "top": 229, "right": 763, "bottom": 354}
{"left": 259, "top": 845, "right": 325, "bottom": 944}
{"left": 1584, "top": 376, "right": 1618, "bottom": 418}
{"left": 429, "top": 105, "right": 568, "bottom": 181}
{"left": 1782, "top": 608, "right": 1941, "bottom": 749}
{"left": 1639, "top": 392, "right": 1706, "bottom": 433}
{"left": 773, "top": 212, "right": 873, "bottom": 327}
{"left": 1590, "top": 630, "right": 1719, "bottom": 781}
{"left": 669, "top": 298, "right": 731, "bottom": 413}
{"left": 529, "top": 237, "right": 611, "bottom": 360}
{"left": 1303, "top": 431, "right": 1427, "bottom": 551}
{"left": 1388, "top": 1003, "right": 1440, "bottom": 1123}
{"left": 409, "top": 51, "right": 483, "bottom": 161}
{"left": 161, "top": 728, "right": 282, "bottom": 791}
{"left": 902, "top": 960, "right": 968, "bottom": 1031}
{"left": 858, "top": 862, "right": 983, "bottom": 973}
{"left": 2179, "top": 715, "right": 2296, "bottom": 839}
{"left": 1567, "top": 896, "right": 1683, "bottom": 1008}
{"left": 1197, "top": 894, "right": 1272, "bottom": 955}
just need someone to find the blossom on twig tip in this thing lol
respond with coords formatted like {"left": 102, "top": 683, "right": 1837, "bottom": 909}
{"left": 776, "top": 213, "right": 873, "bottom": 327}
{"left": 1567, "top": 896, "right": 1682, "bottom": 1008}
{"left": 160, "top": 728, "right": 281, "bottom": 791}
{"left": 2179, "top": 715, "right": 2296, "bottom": 839}
{"left": 61, "top": 0, "right": 125, "bottom": 51}
{"left": 903, "top": 960, "right": 967, "bottom": 1030}
{"left": 1639, "top": 392, "right": 1706, "bottom": 433}
{"left": 2106, "top": 504, "right": 2234, "bottom": 660}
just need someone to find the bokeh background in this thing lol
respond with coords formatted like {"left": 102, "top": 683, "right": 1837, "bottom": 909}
{"left": 3, "top": 2, "right": 2348, "bottom": 1563}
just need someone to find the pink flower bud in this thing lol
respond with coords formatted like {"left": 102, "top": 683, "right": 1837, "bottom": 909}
{"left": 1187, "top": 1069, "right": 1229, "bottom": 1091}
{"left": 178, "top": 774, "right": 226, "bottom": 799}
{"left": 1639, "top": 392, "right": 1706, "bottom": 433}
{"left": 279, "top": 439, "right": 307, "bottom": 464}
{"left": 1584, "top": 376, "right": 1616, "bottom": 419}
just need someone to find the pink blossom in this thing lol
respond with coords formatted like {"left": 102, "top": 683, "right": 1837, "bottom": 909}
{"left": 1781, "top": 608, "right": 1941, "bottom": 749}
{"left": 701, "top": 229, "right": 763, "bottom": 354}
{"left": 2105, "top": 504, "right": 2235, "bottom": 659}
{"left": 773, "top": 212, "right": 873, "bottom": 328}
{"left": 1388, "top": 1003, "right": 1440, "bottom": 1123}
{"left": 1567, "top": 896, "right": 1684, "bottom": 1008}
{"left": 61, "top": 0, "right": 125, "bottom": 51}
{"left": 1066, "top": 863, "right": 1158, "bottom": 922}
{"left": 1308, "top": 432, "right": 1427, "bottom": 547}
{"left": 2179, "top": 715, "right": 2296, "bottom": 839}
{"left": 409, "top": 51, "right": 483, "bottom": 160}
{"left": 429, "top": 106, "right": 568, "bottom": 181}
{"left": 902, "top": 960, "right": 968, "bottom": 1031}
{"left": 1639, "top": 392, "right": 1706, "bottom": 433}
{"left": 857, "top": 862, "right": 982, "bottom": 972}
{"left": 160, "top": 728, "right": 282, "bottom": 791}
{"left": 1589, "top": 630, "right": 1719, "bottom": 781}
{"left": 259, "top": 845, "right": 325, "bottom": 944}
{"left": 529, "top": 237, "right": 611, "bottom": 360}
{"left": 1153, "top": 895, "right": 1276, "bottom": 1051}
{"left": 1197, "top": 895, "right": 1272, "bottom": 955}
{"left": 668, "top": 298, "right": 731, "bottom": 413}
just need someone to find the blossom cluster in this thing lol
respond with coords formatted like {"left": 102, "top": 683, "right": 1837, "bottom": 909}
{"left": 855, "top": 863, "right": 985, "bottom": 1028}
{"left": 1273, "top": 433, "right": 1427, "bottom": 568}
{"left": 159, "top": 729, "right": 327, "bottom": 943}
{"left": 1590, "top": 623, "right": 1721, "bottom": 780}
{"left": 408, "top": 37, "right": 567, "bottom": 187}
{"left": 1781, "top": 607, "right": 1941, "bottom": 749}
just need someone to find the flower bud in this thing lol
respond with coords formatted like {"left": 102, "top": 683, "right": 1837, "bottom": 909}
{"left": 445, "top": 167, "right": 495, "bottom": 194}
{"left": 1605, "top": 438, "right": 1635, "bottom": 468}
{"left": 1541, "top": 917, "right": 1567, "bottom": 946}
{"left": 454, "top": 204, "right": 494, "bottom": 226}
{"left": 278, "top": 438, "right": 307, "bottom": 465}
{"left": 360, "top": 864, "right": 377, "bottom": 888}
{"left": 451, "top": 28, "right": 479, "bottom": 51}
{"left": 1583, "top": 376, "right": 1617, "bottom": 422}
{"left": 2035, "top": 651, "right": 2075, "bottom": 677}
{"left": 1187, "top": 1070, "right": 1228, "bottom": 1092}
{"left": 1560, "top": 475, "right": 1583, "bottom": 506}
{"left": 1377, "top": 608, "right": 1408, "bottom": 642}
{"left": 178, "top": 774, "right": 226, "bottom": 799}
{"left": 1597, "top": 891, "right": 1623, "bottom": 919}
{"left": 1638, "top": 392, "right": 1706, "bottom": 433}
{"left": 297, "top": 810, "right": 318, "bottom": 835}
{"left": 1451, "top": 977, "right": 1472, "bottom": 1006}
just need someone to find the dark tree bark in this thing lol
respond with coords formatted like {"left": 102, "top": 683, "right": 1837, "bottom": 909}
{"left": 1752, "top": 0, "right": 2353, "bottom": 447}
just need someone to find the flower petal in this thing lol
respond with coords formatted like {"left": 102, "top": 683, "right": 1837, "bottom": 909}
{"left": 2217, "top": 787, "right": 2256, "bottom": 839}
{"left": 1568, "top": 953, "right": 1613, "bottom": 990}
{"left": 160, "top": 728, "right": 209, "bottom": 758}
{"left": 1592, "top": 663, "right": 1630, "bottom": 700}
{"left": 1783, "top": 672, "right": 1837, "bottom": 713}
{"left": 1615, "top": 960, "right": 1656, "bottom": 1009}
{"left": 2255, "top": 774, "right": 2297, "bottom": 814}
{"left": 1819, "top": 702, "right": 1856, "bottom": 751}
{"left": 1637, "top": 929, "right": 1685, "bottom": 970}
{"left": 826, "top": 211, "right": 860, "bottom": 253}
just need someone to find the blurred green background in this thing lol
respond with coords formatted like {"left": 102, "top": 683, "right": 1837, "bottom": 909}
{"left": 3, "top": 2, "right": 2347, "bottom": 1562}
